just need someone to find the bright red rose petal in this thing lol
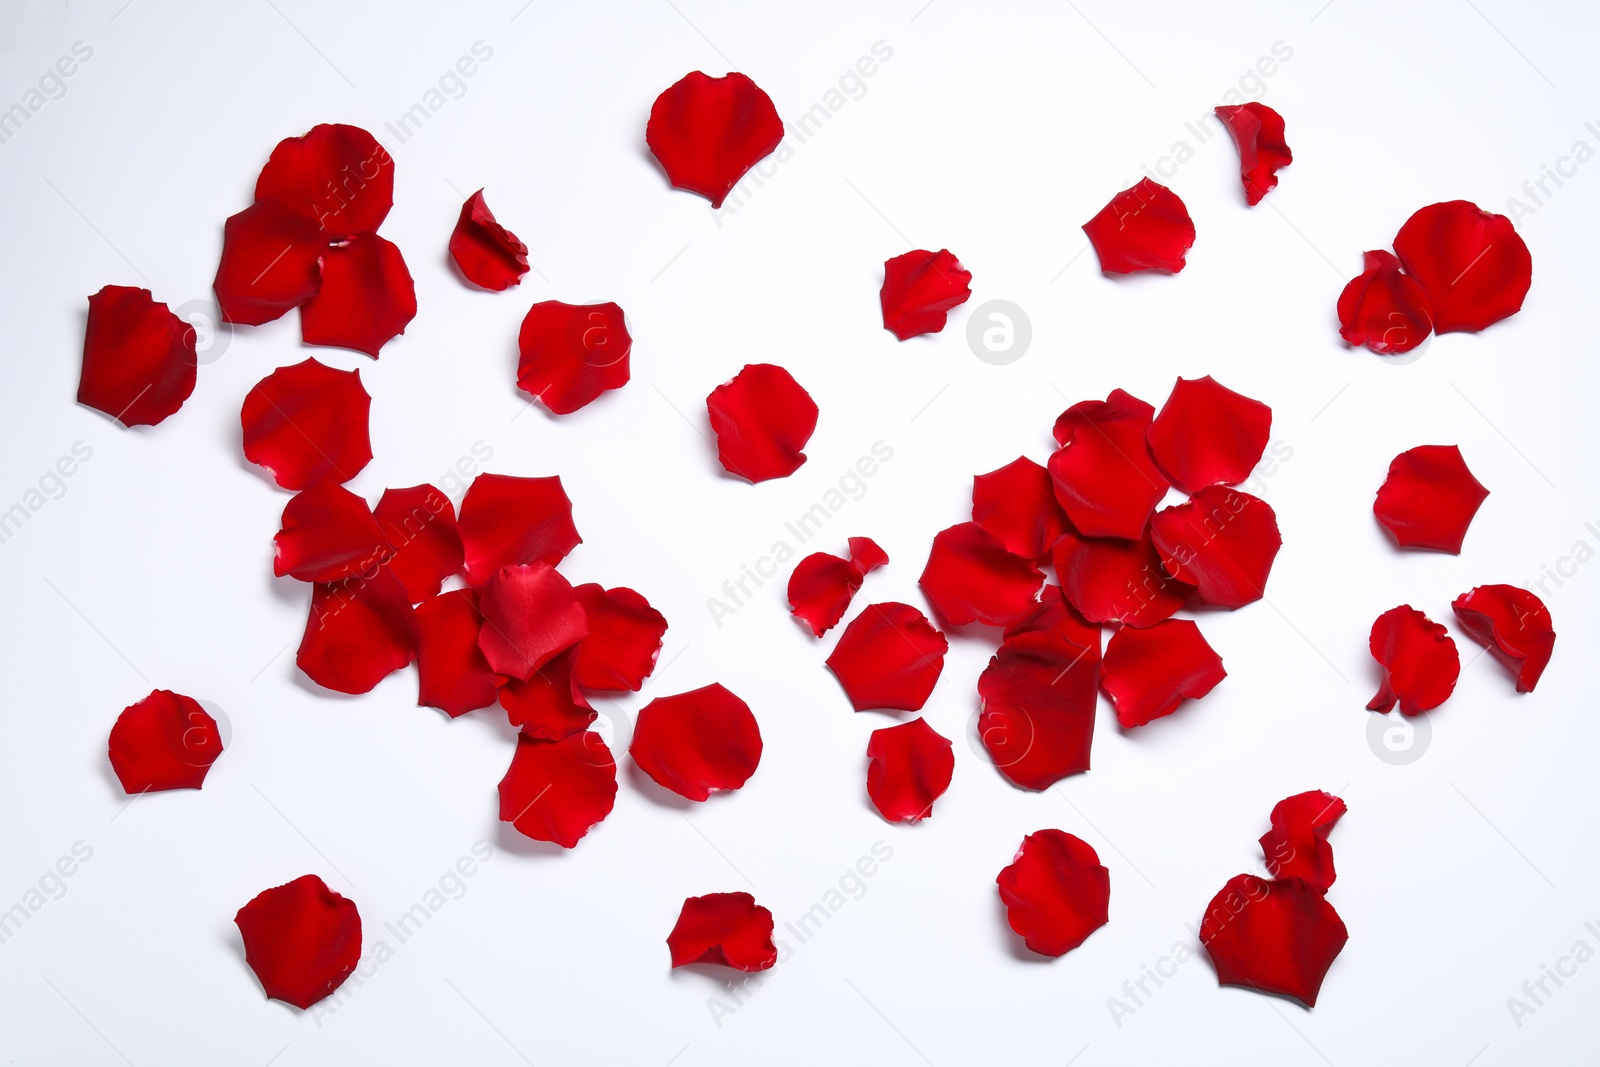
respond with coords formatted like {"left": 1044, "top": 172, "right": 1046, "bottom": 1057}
{"left": 373, "top": 484, "right": 464, "bottom": 603}
{"left": 241, "top": 358, "right": 372, "bottom": 490}
{"left": 498, "top": 730, "right": 617, "bottom": 848}
{"left": 1049, "top": 389, "right": 1169, "bottom": 540}
{"left": 630, "top": 683, "right": 762, "bottom": 801}
{"left": 788, "top": 537, "right": 889, "bottom": 637}
{"left": 1260, "top": 790, "right": 1347, "bottom": 891}
{"left": 1199, "top": 874, "right": 1347, "bottom": 1008}
{"left": 667, "top": 892, "right": 777, "bottom": 971}
{"left": 1051, "top": 527, "right": 1193, "bottom": 628}
{"left": 1452, "top": 584, "right": 1555, "bottom": 693}
{"left": 235, "top": 874, "right": 361, "bottom": 1011}
{"left": 879, "top": 249, "right": 973, "bottom": 340}
{"left": 978, "top": 629, "right": 1099, "bottom": 790}
{"left": 517, "top": 300, "right": 632, "bottom": 415}
{"left": 865, "top": 717, "right": 954, "bottom": 823}
{"left": 274, "top": 479, "right": 392, "bottom": 583}
{"left": 499, "top": 647, "right": 595, "bottom": 739}
{"left": 255, "top": 123, "right": 394, "bottom": 239}
{"left": 78, "top": 285, "right": 197, "bottom": 428}
{"left": 457, "top": 473, "right": 581, "bottom": 586}
{"left": 1373, "top": 444, "right": 1488, "bottom": 554}
{"left": 476, "top": 563, "right": 588, "bottom": 681}
{"left": 1082, "top": 178, "right": 1195, "bottom": 274}
{"left": 107, "top": 689, "right": 223, "bottom": 793}
{"left": 919, "top": 521, "right": 1045, "bottom": 628}
{"left": 826, "top": 602, "right": 948, "bottom": 712}
{"left": 569, "top": 584, "right": 667, "bottom": 691}
{"left": 1367, "top": 605, "right": 1459, "bottom": 716}
{"left": 413, "top": 589, "right": 500, "bottom": 717}
{"left": 1150, "top": 487, "right": 1281, "bottom": 609}
{"left": 1101, "top": 619, "right": 1226, "bottom": 729}
{"left": 296, "top": 570, "right": 416, "bottom": 695}
{"left": 213, "top": 199, "right": 326, "bottom": 326}
{"left": 1146, "top": 375, "right": 1272, "bottom": 495}
{"left": 450, "top": 189, "right": 529, "bottom": 291}
{"left": 1336, "top": 249, "right": 1435, "bottom": 355}
{"left": 706, "top": 363, "right": 819, "bottom": 483}
{"left": 646, "top": 71, "right": 783, "bottom": 208}
{"left": 299, "top": 232, "right": 416, "bottom": 357}
{"left": 1214, "top": 102, "right": 1292, "bottom": 205}
{"left": 973, "top": 457, "right": 1070, "bottom": 561}
{"left": 1393, "top": 200, "right": 1532, "bottom": 334}
{"left": 1005, "top": 584, "right": 1104, "bottom": 658}
{"left": 996, "top": 829, "right": 1111, "bottom": 957}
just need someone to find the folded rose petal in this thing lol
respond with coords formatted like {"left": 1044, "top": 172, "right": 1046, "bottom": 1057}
{"left": 498, "top": 730, "right": 617, "bottom": 848}
{"left": 1452, "top": 584, "right": 1555, "bottom": 694}
{"left": 78, "top": 285, "right": 198, "bottom": 428}
{"left": 450, "top": 189, "right": 529, "bottom": 290}
{"left": 646, "top": 71, "right": 783, "bottom": 208}
{"left": 788, "top": 537, "right": 889, "bottom": 637}
{"left": 296, "top": 570, "right": 416, "bottom": 695}
{"left": 241, "top": 359, "right": 372, "bottom": 490}
{"left": 973, "top": 457, "right": 1070, "bottom": 561}
{"left": 1146, "top": 376, "right": 1272, "bottom": 495}
{"left": 919, "top": 522, "right": 1045, "bottom": 628}
{"left": 1101, "top": 619, "right": 1226, "bottom": 728}
{"left": 630, "top": 683, "right": 762, "bottom": 801}
{"left": 107, "top": 689, "right": 223, "bottom": 793}
{"left": 879, "top": 249, "right": 973, "bottom": 340}
{"left": 373, "top": 484, "right": 465, "bottom": 603}
{"left": 235, "top": 874, "right": 362, "bottom": 1011}
{"left": 1150, "top": 487, "right": 1281, "bottom": 609}
{"left": 1393, "top": 201, "right": 1532, "bottom": 334}
{"left": 865, "top": 717, "right": 954, "bottom": 823}
{"left": 1367, "top": 605, "right": 1459, "bottom": 716}
{"left": 1199, "top": 874, "right": 1347, "bottom": 1008}
{"left": 457, "top": 473, "right": 581, "bottom": 586}
{"left": 213, "top": 199, "right": 326, "bottom": 326}
{"left": 499, "top": 647, "right": 595, "bottom": 739}
{"left": 255, "top": 123, "right": 394, "bottom": 239}
{"left": 1260, "top": 791, "right": 1347, "bottom": 891}
{"left": 996, "top": 830, "right": 1110, "bottom": 957}
{"left": 1082, "top": 178, "right": 1195, "bottom": 274}
{"left": 299, "top": 232, "right": 416, "bottom": 357}
{"left": 274, "top": 479, "right": 392, "bottom": 583}
{"left": 476, "top": 563, "right": 588, "bottom": 681}
{"left": 1214, "top": 102, "right": 1292, "bottom": 205}
{"left": 1336, "top": 249, "right": 1435, "bottom": 355}
{"left": 516, "top": 300, "right": 632, "bottom": 415}
{"left": 977, "top": 629, "right": 1099, "bottom": 790}
{"left": 667, "top": 892, "right": 777, "bottom": 971}
{"left": 1004, "top": 584, "right": 1103, "bottom": 659}
{"left": 1051, "top": 527, "right": 1192, "bottom": 628}
{"left": 1049, "top": 390, "right": 1170, "bottom": 540}
{"left": 1373, "top": 445, "right": 1488, "bottom": 554}
{"left": 826, "top": 602, "right": 948, "bottom": 712}
{"left": 413, "top": 589, "right": 500, "bottom": 717}
{"left": 569, "top": 584, "right": 667, "bottom": 691}
{"left": 706, "top": 363, "right": 818, "bottom": 483}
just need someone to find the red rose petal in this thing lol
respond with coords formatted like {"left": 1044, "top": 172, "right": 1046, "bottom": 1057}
{"left": 78, "top": 285, "right": 198, "bottom": 428}
{"left": 1336, "top": 249, "right": 1435, "bottom": 355}
{"left": 826, "top": 602, "right": 948, "bottom": 712}
{"left": 1452, "top": 584, "right": 1555, "bottom": 693}
{"left": 273, "top": 479, "right": 392, "bottom": 584}
{"left": 996, "top": 830, "right": 1111, "bottom": 957}
{"left": 240, "top": 358, "right": 372, "bottom": 490}
{"left": 255, "top": 123, "right": 394, "bottom": 239}
{"left": 299, "top": 232, "right": 417, "bottom": 357}
{"left": 1004, "top": 584, "right": 1104, "bottom": 658}
{"left": 1049, "top": 389, "right": 1170, "bottom": 540}
{"left": 1214, "top": 102, "right": 1292, "bottom": 206}
{"left": 499, "top": 647, "right": 595, "bottom": 739}
{"left": 213, "top": 199, "right": 326, "bottom": 326}
{"left": 1100, "top": 619, "right": 1226, "bottom": 728}
{"left": 879, "top": 249, "right": 974, "bottom": 340}
{"left": 787, "top": 537, "right": 889, "bottom": 637}
{"left": 977, "top": 629, "right": 1099, "bottom": 790}
{"left": 517, "top": 300, "right": 632, "bottom": 415}
{"left": 706, "top": 363, "right": 819, "bottom": 483}
{"left": 1373, "top": 444, "right": 1488, "bottom": 554}
{"left": 1081, "top": 178, "right": 1195, "bottom": 274}
{"left": 667, "top": 892, "right": 777, "bottom": 971}
{"left": 1260, "top": 790, "right": 1347, "bottom": 891}
{"left": 1199, "top": 874, "right": 1348, "bottom": 1008}
{"left": 498, "top": 730, "right": 617, "bottom": 848}
{"left": 373, "top": 484, "right": 465, "bottom": 603}
{"left": 1150, "top": 487, "right": 1282, "bottom": 609}
{"left": 235, "top": 874, "right": 362, "bottom": 1011}
{"left": 106, "top": 689, "right": 223, "bottom": 793}
{"left": 865, "top": 717, "right": 954, "bottom": 823}
{"left": 1146, "top": 376, "right": 1272, "bottom": 496}
{"left": 476, "top": 562, "right": 588, "bottom": 681}
{"left": 630, "top": 683, "right": 762, "bottom": 801}
{"left": 1393, "top": 200, "right": 1532, "bottom": 334}
{"left": 413, "top": 589, "right": 500, "bottom": 717}
{"left": 569, "top": 584, "right": 667, "bottom": 691}
{"left": 449, "top": 189, "right": 529, "bottom": 291}
{"left": 457, "top": 473, "right": 581, "bottom": 586}
{"left": 1051, "top": 527, "right": 1193, "bottom": 628}
{"left": 919, "top": 521, "right": 1045, "bottom": 628}
{"left": 972, "top": 457, "right": 1070, "bottom": 561}
{"left": 1367, "top": 605, "right": 1459, "bottom": 716}
{"left": 646, "top": 71, "right": 783, "bottom": 208}
{"left": 296, "top": 569, "right": 416, "bottom": 695}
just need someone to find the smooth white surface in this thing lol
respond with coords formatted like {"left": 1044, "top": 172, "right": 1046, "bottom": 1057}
{"left": 1, "top": 0, "right": 1597, "bottom": 1063}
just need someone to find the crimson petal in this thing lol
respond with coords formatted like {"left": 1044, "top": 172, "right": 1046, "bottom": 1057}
{"left": 1004, "top": 584, "right": 1104, "bottom": 657}
{"left": 646, "top": 72, "right": 783, "bottom": 208}
{"left": 273, "top": 479, "right": 392, "bottom": 583}
{"left": 1452, "top": 584, "right": 1555, "bottom": 693}
{"left": 865, "top": 717, "right": 954, "bottom": 823}
{"left": 213, "top": 199, "right": 325, "bottom": 326}
{"left": 414, "top": 589, "right": 500, "bottom": 717}
{"left": 919, "top": 521, "right": 1044, "bottom": 628}
{"left": 241, "top": 358, "right": 372, "bottom": 490}
{"left": 1146, "top": 376, "right": 1272, "bottom": 495}
{"left": 373, "top": 484, "right": 465, "bottom": 603}
{"left": 1336, "top": 250, "right": 1435, "bottom": 355}
{"left": 569, "top": 584, "right": 667, "bottom": 692}
{"left": 500, "top": 647, "right": 595, "bottom": 739}
{"left": 1101, "top": 619, "right": 1226, "bottom": 728}
{"left": 630, "top": 683, "right": 762, "bottom": 801}
{"left": 78, "top": 285, "right": 197, "bottom": 427}
{"left": 296, "top": 570, "right": 416, "bottom": 695}
{"left": 1082, "top": 178, "right": 1195, "bottom": 274}
{"left": 1150, "top": 487, "right": 1281, "bottom": 609}
{"left": 977, "top": 629, "right": 1099, "bottom": 790}
{"left": 1199, "top": 874, "right": 1347, "bottom": 1008}
{"left": 516, "top": 300, "right": 632, "bottom": 415}
{"left": 1051, "top": 527, "right": 1193, "bottom": 628}
{"left": 667, "top": 892, "right": 777, "bottom": 971}
{"left": 1214, "top": 103, "right": 1292, "bottom": 205}
{"left": 1049, "top": 389, "right": 1169, "bottom": 540}
{"left": 498, "top": 730, "right": 617, "bottom": 848}
{"left": 255, "top": 123, "right": 394, "bottom": 239}
{"left": 107, "top": 689, "right": 223, "bottom": 793}
{"left": 235, "top": 874, "right": 361, "bottom": 1010}
{"left": 299, "top": 232, "right": 416, "bottom": 357}
{"left": 706, "top": 363, "right": 818, "bottom": 483}
{"left": 788, "top": 537, "right": 889, "bottom": 637}
{"left": 996, "top": 830, "right": 1110, "bottom": 957}
{"left": 1393, "top": 201, "right": 1531, "bottom": 334}
{"left": 826, "top": 602, "right": 948, "bottom": 712}
{"left": 457, "top": 473, "right": 581, "bottom": 586}
{"left": 973, "top": 457, "right": 1070, "bottom": 561}
{"left": 1373, "top": 445, "right": 1488, "bottom": 554}
{"left": 1260, "top": 791, "right": 1347, "bottom": 891}
{"left": 476, "top": 563, "right": 588, "bottom": 681}
{"left": 450, "top": 189, "right": 529, "bottom": 290}
{"left": 1366, "top": 605, "right": 1459, "bottom": 716}
{"left": 879, "top": 249, "right": 973, "bottom": 340}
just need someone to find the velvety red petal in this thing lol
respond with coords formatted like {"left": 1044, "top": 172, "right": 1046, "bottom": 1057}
{"left": 646, "top": 72, "right": 783, "bottom": 208}
{"left": 667, "top": 892, "right": 777, "bottom": 971}
{"left": 826, "top": 602, "right": 948, "bottom": 712}
{"left": 977, "top": 629, "right": 1099, "bottom": 790}
{"left": 213, "top": 199, "right": 325, "bottom": 326}
{"left": 1101, "top": 619, "right": 1225, "bottom": 728}
{"left": 1051, "top": 527, "right": 1193, "bottom": 628}
{"left": 1199, "top": 874, "right": 1347, "bottom": 1008}
{"left": 1373, "top": 444, "right": 1488, "bottom": 554}
{"left": 1214, "top": 102, "right": 1291, "bottom": 206}
{"left": 107, "top": 689, "right": 223, "bottom": 793}
{"left": 1393, "top": 200, "right": 1532, "bottom": 334}
{"left": 1336, "top": 249, "right": 1435, "bottom": 355}
{"left": 274, "top": 479, "right": 392, "bottom": 583}
{"left": 498, "top": 730, "right": 617, "bottom": 848}
{"left": 1150, "top": 487, "right": 1281, "bottom": 609}
{"left": 996, "top": 829, "right": 1110, "bottom": 957}
{"left": 865, "top": 717, "right": 954, "bottom": 823}
{"left": 457, "top": 473, "right": 581, "bottom": 586}
{"left": 499, "top": 647, "right": 594, "bottom": 739}
{"left": 78, "top": 285, "right": 197, "bottom": 427}
{"left": 569, "top": 584, "right": 667, "bottom": 691}
{"left": 706, "top": 363, "right": 818, "bottom": 483}
{"left": 373, "top": 484, "right": 465, "bottom": 603}
{"left": 919, "top": 521, "right": 1045, "bottom": 628}
{"left": 449, "top": 189, "right": 529, "bottom": 290}
{"left": 787, "top": 537, "right": 889, "bottom": 637}
{"left": 241, "top": 358, "right": 372, "bottom": 490}
{"left": 296, "top": 569, "right": 416, "bottom": 695}
{"left": 1004, "top": 584, "right": 1104, "bottom": 658}
{"left": 235, "top": 874, "right": 361, "bottom": 1010}
{"left": 299, "top": 232, "right": 416, "bottom": 357}
{"left": 1452, "top": 584, "right": 1555, "bottom": 693}
{"left": 1260, "top": 790, "right": 1347, "bottom": 891}
{"left": 630, "top": 684, "right": 762, "bottom": 801}
{"left": 1146, "top": 375, "right": 1272, "bottom": 495}
{"left": 476, "top": 563, "right": 588, "bottom": 681}
{"left": 1049, "top": 389, "right": 1169, "bottom": 540}
{"left": 516, "top": 300, "right": 632, "bottom": 415}
{"left": 254, "top": 123, "right": 394, "bottom": 239}
{"left": 1081, "top": 178, "right": 1194, "bottom": 274}
{"left": 973, "top": 457, "right": 1070, "bottom": 561}
{"left": 1367, "top": 605, "right": 1459, "bottom": 716}
{"left": 879, "top": 249, "right": 973, "bottom": 340}
{"left": 413, "top": 589, "right": 500, "bottom": 717}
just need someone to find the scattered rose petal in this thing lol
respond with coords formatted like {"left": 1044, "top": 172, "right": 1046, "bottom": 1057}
{"left": 449, "top": 189, "right": 529, "bottom": 290}
{"left": 373, "top": 484, "right": 465, "bottom": 603}
{"left": 107, "top": 689, "right": 223, "bottom": 793}
{"left": 977, "top": 629, "right": 1099, "bottom": 790}
{"left": 1101, "top": 619, "right": 1226, "bottom": 728}
{"left": 706, "top": 363, "right": 819, "bottom": 483}
{"left": 1367, "top": 605, "right": 1459, "bottom": 716}
{"left": 826, "top": 602, "right": 948, "bottom": 712}
{"left": 918, "top": 522, "right": 1045, "bottom": 628}
{"left": 973, "top": 457, "right": 1070, "bottom": 561}
{"left": 213, "top": 199, "right": 326, "bottom": 326}
{"left": 1393, "top": 201, "right": 1532, "bottom": 334}
{"left": 78, "top": 285, "right": 197, "bottom": 427}
{"left": 500, "top": 647, "right": 595, "bottom": 739}
{"left": 1199, "top": 874, "right": 1347, "bottom": 1008}
{"left": 630, "top": 683, "right": 762, "bottom": 801}
{"left": 1336, "top": 250, "right": 1435, "bottom": 355}
{"left": 865, "top": 717, "right": 954, "bottom": 823}
{"left": 996, "top": 830, "right": 1110, "bottom": 957}
{"left": 1214, "top": 102, "right": 1292, "bottom": 205}
{"left": 1260, "top": 791, "right": 1347, "bottom": 891}
{"left": 298, "top": 232, "right": 417, "bottom": 357}
{"left": 240, "top": 359, "right": 372, "bottom": 490}
{"left": 516, "top": 300, "right": 632, "bottom": 415}
{"left": 235, "top": 874, "right": 362, "bottom": 1011}
{"left": 1004, "top": 585, "right": 1104, "bottom": 659}
{"left": 498, "top": 730, "right": 617, "bottom": 848}
{"left": 667, "top": 892, "right": 777, "bottom": 971}
{"left": 273, "top": 479, "right": 392, "bottom": 583}
{"left": 1373, "top": 445, "right": 1488, "bottom": 554}
{"left": 879, "top": 249, "right": 973, "bottom": 340}
{"left": 646, "top": 71, "right": 783, "bottom": 208}
{"left": 296, "top": 570, "right": 416, "bottom": 695}
{"left": 413, "top": 589, "right": 500, "bottom": 717}
{"left": 457, "top": 473, "right": 581, "bottom": 586}
{"left": 1051, "top": 527, "right": 1193, "bottom": 628}
{"left": 1452, "top": 584, "right": 1555, "bottom": 694}
{"left": 254, "top": 123, "right": 394, "bottom": 238}
{"left": 1049, "top": 390, "right": 1169, "bottom": 540}
{"left": 476, "top": 563, "right": 588, "bottom": 681}
{"left": 1081, "top": 178, "right": 1195, "bottom": 274}
{"left": 1150, "top": 487, "right": 1281, "bottom": 609}
{"left": 788, "top": 537, "right": 889, "bottom": 637}
{"left": 1146, "top": 376, "right": 1272, "bottom": 495}
{"left": 569, "top": 584, "right": 667, "bottom": 691}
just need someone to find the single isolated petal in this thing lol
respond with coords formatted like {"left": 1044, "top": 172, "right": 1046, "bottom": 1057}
{"left": 879, "top": 249, "right": 973, "bottom": 340}
{"left": 826, "top": 602, "right": 948, "bottom": 712}
{"left": 299, "top": 232, "right": 417, "bottom": 357}
{"left": 457, "top": 473, "right": 581, "bottom": 586}
{"left": 1452, "top": 584, "right": 1555, "bottom": 693}
{"left": 1049, "top": 389, "right": 1170, "bottom": 540}
{"left": 296, "top": 570, "right": 416, "bottom": 695}
{"left": 413, "top": 589, "right": 500, "bottom": 717}
{"left": 865, "top": 717, "right": 954, "bottom": 823}
{"left": 646, "top": 71, "right": 783, "bottom": 208}
{"left": 476, "top": 563, "right": 588, "bottom": 681}
{"left": 706, "top": 363, "right": 819, "bottom": 482}
{"left": 1082, "top": 178, "right": 1195, "bottom": 274}
{"left": 107, "top": 689, "right": 223, "bottom": 793}
{"left": 972, "top": 457, "right": 1070, "bottom": 561}
{"left": 1150, "top": 487, "right": 1281, "bottom": 609}
{"left": 788, "top": 537, "right": 889, "bottom": 637}
{"left": 919, "top": 521, "right": 1045, "bottom": 628}
{"left": 78, "top": 285, "right": 197, "bottom": 428}
{"left": 498, "top": 730, "right": 617, "bottom": 848}
{"left": 1367, "top": 605, "right": 1459, "bottom": 716}
{"left": 996, "top": 830, "right": 1111, "bottom": 957}
{"left": 667, "top": 892, "right": 777, "bottom": 971}
{"left": 1260, "top": 791, "right": 1347, "bottom": 891}
{"left": 1101, "top": 619, "right": 1226, "bottom": 728}
{"left": 977, "top": 629, "right": 1099, "bottom": 790}
{"left": 569, "top": 584, "right": 667, "bottom": 691}
{"left": 1373, "top": 445, "right": 1488, "bottom": 554}
{"left": 373, "top": 484, "right": 464, "bottom": 603}
{"left": 1336, "top": 249, "right": 1435, "bottom": 355}
{"left": 499, "top": 647, "right": 595, "bottom": 739}
{"left": 449, "top": 189, "right": 529, "bottom": 290}
{"left": 630, "top": 683, "right": 762, "bottom": 801}
{"left": 235, "top": 874, "right": 361, "bottom": 1011}
{"left": 1051, "top": 527, "right": 1192, "bottom": 628}
{"left": 1393, "top": 200, "right": 1532, "bottom": 334}
{"left": 517, "top": 300, "right": 632, "bottom": 415}
{"left": 241, "top": 358, "right": 372, "bottom": 490}
{"left": 1214, "top": 102, "right": 1292, "bottom": 205}
{"left": 213, "top": 199, "right": 326, "bottom": 326}
{"left": 1146, "top": 376, "right": 1272, "bottom": 495}
{"left": 274, "top": 479, "right": 392, "bottom": 583}
{"left": 1004, "top": 584, "right": 1104, "bottom": 659}
{"left": 1199, "top": 874, "right": 1348, "bottom": 1008}
{"left": 254, "top": 123, "right": 394, "bottom": 238}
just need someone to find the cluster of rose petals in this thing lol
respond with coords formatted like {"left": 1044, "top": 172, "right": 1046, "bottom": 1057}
{"left": 706, "top": 364, "right": 819, "bottom": 483}
{"left": 1367, "top": 605, "right": 1459, "bottom": 716}
{"left": 826, "top": 602, "right": 948, "bottom": 712}
{"left": 1101, "top": 619, "right": 1226, "bottom": 728}
{"left": 880, "top": 249, "right": 973, "bottom": 340}
{"left": 1452, "top": 584, "right": 1555, "bottom": 693}
{"left": 107, "top": 689, "right": 224, "bottom": 793}
{"left": 241, "top": 359, "right": 372, "bottom": 490}
{"left": 1373, "top": 445, "right": 1488, "bottom": 554}
{"left": 667, "top": 892, "right": 778, "bottom": 971}
{"left": 517, "top": 300, "right": 632, "bottom": 415}
{"left": 77, "top": 285, "right": 197, "bottom": 427}
{"left": 631, "top": 684, "right": 762, "bottom": 801}
{"left": 1214, "top": 102, "right": 1292, "bottom": 205}
{"left": 996, "top": 830, "right": 1110, "bottom": 957}
{"left": 647, "top": 72, "right": 783, "bottom": 208}
{"left": 865, "top": 717, "right": 954, "bottom": 823}
{"left": 788, "top": 537, "right": 889, "bottom": 637}
{"left": 1082, "top": 179, "right": 1194, "bottom": 274}
{"left": 449, "top": 189, "right": 529, "bottom": 290}
{"left": 235, "top": 875, "right": 361, "bottom": 1010}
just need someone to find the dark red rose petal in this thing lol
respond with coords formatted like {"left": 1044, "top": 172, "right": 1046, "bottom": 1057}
{"left": 788, "top": 537, "right": 890, "bottom": 638}
{"left": 646, "top": 71, "right": 783, "bottom": 208}
{"left": 476, "top": 563, "right": 588, "bottom": 681}
{"left": 667, "top": 892, "right": 777, "bottom": 971}
{"left": 299, "top": 232, "right": 416, "bottom": 357}
{"left": 879, "top": 249, "right": 973, "bottom": 340}
{"left": 240, "top": 358, "right": 372, "bottom": 490}
{"left": 517, "top": 300, "right": 632, "bottom": 415}
{"left": 919, "top": 521, "right": 1045, "bottom": 628}
{"left": 1373, "top": 445, "right": 1488, "bottom": 554}
{"left": 1100, "top": 619, "right": 1226, "bottom": 729}
{"left": 1367, "top": 605, "right": 1459, "bottom": 716}
{"left": 1214, "top": 102, "right": 1292, "bottom": 206}
{"left": 1260, "top": 790, "right": 1347, "bottom": 891}
{"left": 826, "top": 601, "right": 948, "bottom": 712}
{"left": 1051, "top": 527, "right": 1192, "bottom": 628}
{"left": 996, "top": 829, "right": 1110, "bottom": 957}
{"left": 1452, "top": 584, "right": 1555, "bottom": 694}
{"left": 235, "top": 874, "right": 361, "bottom": 1011}
{"left": 1081, "top": 178, "right": 1195, "bottom": 274}
{"left": 1336, "top": 249, "right": 1435, "bottom": 355}
{"left": 457, "top": 473, "right": 581, "bottom": 586}
{"left": 977, "top": 629, "right": 1099, "bottom": 790}
{"left": 499, "top": 647, "right": 595, "bottom": 739}
{"left": 78, "top": 285, "right": 198, "bottom": 428}
{"left": 274, "top": 479, "right": 392, "bottom": 584}
{"left": 498, "top": 730, "right": 617, "bottom": 848}
{"left": 254, "top": 123, "right": 394, "bottom": 239}
{"left": 1049, "top": 389, "right": 1170, "bottom": 540}
{"left": 1199, "top": 874, "right": 1347, "bottom": 1008}
{"left": 373, "top": 484, "right": 465, "bottom": 603}
{"left": 449, "top": 189, "right": 529, "bottom": 291}
{"left": 413, "top": 589, "right": 500, "bottom": 717}
{"left": 296, "top": 569, "right": 416, "bottom": 695}
{"left": 630, "top": 683, "right": 762, "bottom": 801}
{"left": 973, "top": 457, "right": 1070, "bottom": 561}
{"left": 213, "top": 199, "right": 326, "bottom": 326}
{"left": 569, "top": 584, "right": 667, "bottom": 691}
{"left": 1150, "top": 487, "right": 1281, "bottom": 609}
{"left": 1393, "top": 200, "right": 1532, "bottom": 334}
{"left": 1146, "top": 376, "right": 1272, "bottom": 496}
{"left": 1004, "top": 584, "right": 1104, "bottom": 659}
{"left": 706, "top": 363, "right": 819, "bottom": 483}
{"left": 865, "top": 717, "right": 954, "bottom": 823}
{"left": 107, "top": 689, "right": 223, "bottom": 793}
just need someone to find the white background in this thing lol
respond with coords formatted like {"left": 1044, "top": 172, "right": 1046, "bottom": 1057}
{"left": 1, "top": 0, "right": 1597, "bottom": 1064}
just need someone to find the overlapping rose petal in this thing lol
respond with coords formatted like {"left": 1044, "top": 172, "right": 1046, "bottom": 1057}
{"left": 241, "top": 359, "right": 372, "bottom": 490}
{"left": 1366, "top": 605, "right": 1459, "bottom": 716}
{"left": 646, "top": 71, "right": 783, "bottom": 208}
{"left": 1049, "top": 390, "right": 1169, "bottom": 540}
{"left": 1199, "top": 874, "right": 1347, "bottom": 1008}
{"left": 297, "top": 570, "right": 416, "bottom": 695}
{"left": 1393, "top": 201, "right": 1531, "bottom": 334}
{"left": 298, "top": 232, "right": 417, "bottom": 357}
{"left": 214, "top": 200, "right": 327, "bottom": 326}
{"left": 373, "top": 484, "right": 465, "bottom": 603}
{"left": 706, "top": 363, "right": 818, "bottom": 483}
{"left": 865, "top": 717, "right": 954, "bottom": 823}
{"left": 78, "top": 285, "right": 197, "bottom": 428}
{"left": 1082, "top": 178, "right": 1194, "bottom": 274}
{"left": 630, "top": 683, "right": 762, "bottom": 801}
{"left": 1259, "top": 790, "right": 1346, "bottom": 891}
{"left": 517, "top": 300, "right": 632, "bottom": 415}
{"left": 1373, "top": 445, "right": 1488, "bottom": 554}
{"left": 1004, "top": 585, "right": 1103, "bottom": 658}
{"left": 919, "top": 522, "right": 1044, "bottom": 628}
{"left": 107, "top": 689, "right": 223, "bottom": 793}
{"left": 996, "top": 830, "right": 1110, "bottom": 957}
{"left": 1051, "top": 527, "right": 1193, "bottom": 628}
{"left": 1214, "top": 102, "right": 1291, "bottom": 205}
{"left": 413, "top": 589, "right": 500, "bottom": 717}
{"left": 499, "top": 647, "right": 595, "bottom": 739}
{"left": 274, "top": 479, "right": 392, "bottom": 583}
{"left": 879, "top": 249, "right": 972, "bottom": 340}
{"left": 977, "top": 629, "right": 1099, "bottom": 790}
{"left": 570, "top": 584, "right": 667, "bottom": 691}
{"left": 450, "top": 189, "right": 529, "bottom": 290}
{"left": 498, "top": 729, "right": 617, "bottom": 848}
{"left": 254, "top": 123, "right": 393, "bottom": 237}
{"left": 1146, "top": 376, "right": 1271, "bottom": 496}
{"left": 457, "top": 473, "right": 581, "bottom": 586}
{"left": 1452, "top": 584, "right": 1555, "bottom": 693}
{"left": 973, "top": 457, "right": 1069, "bottom": 561}
{"left": 826, "top": 602, "right": 948, "bottom": 712}
{"left": 1101, "top": 619, "right": 1226, "bottom": 728}
{"left": 476, "top": 563, "right": 588, "bottom": 681}
{"left": 788, "top": 537, "right": 889, "bottom": 637}
{"left": 1336, "top": 250, "right": 1435, "bottom": 355}
{"left": 1150, "top": 487, "right": 1281, "bottom": 609}
{"left": 235, "top": 874, "right": 362, "bottom": 1011}
{"left": 667, "top": 892, "right": 777, "bottom": 971}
